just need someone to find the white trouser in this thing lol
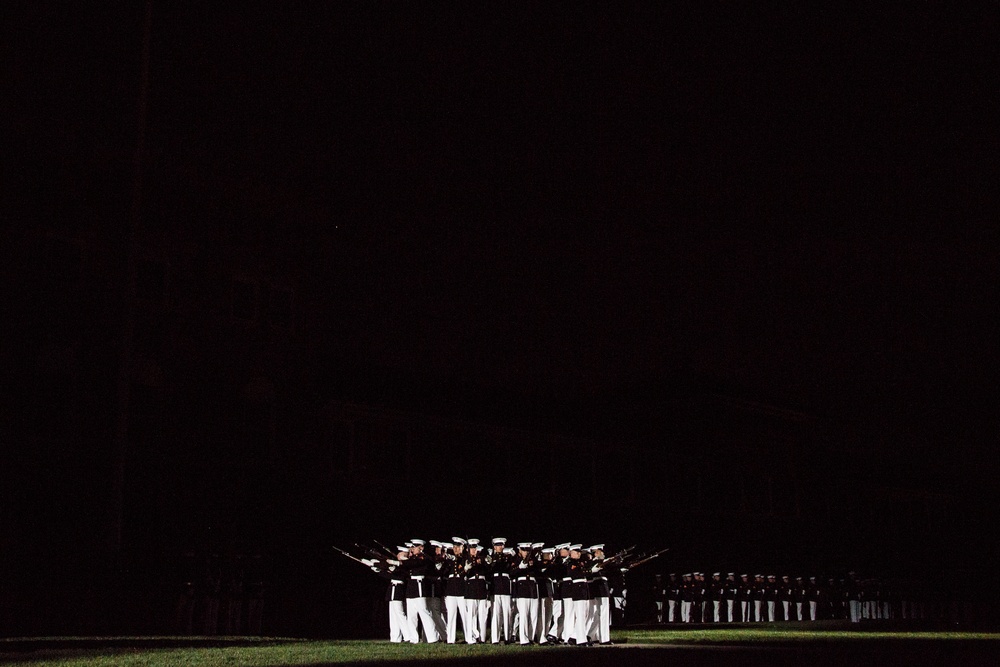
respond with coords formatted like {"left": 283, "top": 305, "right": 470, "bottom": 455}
{"left": 668, "top": 599, "right": 677, "bottom": 622}
{"left": 407, "top": 597, "right": 441, "bottom": 643}
{"left": 561, "top": 597, "right": 576, "bottom": 642}
{"left": 491, "top": 594, "right": 512, "bottom": 642}
{"left": 549, "top": 598, "right": 563, "bottom": 638}
{"left": 389, "top": 600, "right": 410, "bottom": 642}
{"left": 796, "top": 601, "right": 803, "bottom": 621}
{"left": 538, "top": 598, "right": 552, "bottom": 643}
{"left": 754, "top": 600, "right": 763, "bottom": 621}
{"left": 573, "top": 599, "right": 590, "bottom": 644}
{"left": 782, "top": 600, "right": 790, "bottom": 620}
{"left": 516, "top": 596, "right": 538, "bottom": 644}
{"left": 727, "top": 599, "right": 734, "bottom": 622}
{"left": 767, "top": 600, "right": 776, "bottom": 622}
{"left": 593, "top": 596, "right": 610, "bottom": 643}
{"left": 445, "top": 596, "right": 467, "bottom": 643}
{"left": 681, "top": 600, "right": 691, "bottom": 622}
{"left": 809, "top": 600, "right": 818, "bottom": 621}
{"left": 656, "top": 601, "right": 664, "bottom": 622}
{"left": 741, "top": 600, "right": 750, "bottom": 622}
{"left": 464, "top": 599, "right": 488, "bottom": 643}
{"left": 713, "top": 600, "right": 721, "bottom": 622}
{"left": 849, "top": 600, "right": 861, "bottom": 623}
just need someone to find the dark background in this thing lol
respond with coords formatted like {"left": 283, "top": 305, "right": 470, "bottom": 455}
{"left": 2, "top": 1, "right": 999, "bottom": 637}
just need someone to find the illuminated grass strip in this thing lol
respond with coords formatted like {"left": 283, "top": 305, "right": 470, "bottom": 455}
{"left": 3, "top": 631, "right": 1000, "bottom": 667}
{"left": 0, "top": 639, "right": 553, "bottom": 667}
{"left": 618, "top": 629, "right": 1000, "bottom": 643}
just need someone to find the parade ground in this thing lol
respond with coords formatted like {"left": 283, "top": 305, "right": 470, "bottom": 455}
{"left": 3, "top": 626, "right": 1000, "bottom": 667}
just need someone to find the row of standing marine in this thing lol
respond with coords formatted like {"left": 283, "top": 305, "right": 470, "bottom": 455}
{"left": 174, "top": 551, "right": 267, "bottom": 635}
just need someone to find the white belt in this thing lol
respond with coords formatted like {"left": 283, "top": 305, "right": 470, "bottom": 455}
{"left": 411, "top": 576, "right": 425, "bottom": 580}
{"left": 573, "top": 579, "right": 587, "bottom": 583}
{"left": 516, "top": 577, "right": 533, "bottom": 582}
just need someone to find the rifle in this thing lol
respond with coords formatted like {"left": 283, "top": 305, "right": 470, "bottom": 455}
{"left": 355, "top": 543, "right": 389, "bottom": 560}
{"left": 335, "top": 545, "right": 401, "bottom": 570}
{"left": 333, "top": 545, "right": 374, "bottom": 567}
{"left": 373, "top": 540, "right": 397, "bottom": 557}
{"left": 592, "top": 545, "right": 636, "bottom": 572}
{"left": 626, "top": 547, "right": 670, "bottom": 569}
{"left": 604, "top": 544, "right": 637, "bottom": 564}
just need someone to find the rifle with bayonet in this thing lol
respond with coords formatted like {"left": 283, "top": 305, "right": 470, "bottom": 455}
{"left": 373, "top": 540, "right": 397, "bottom": 558}
{"left": 603, "top": 544, "right": 637, "bottom": 564}
{"left": 333, "top": 545, "right": 399, "bottom": 569}
{"left": 624, "top": 547, "right": 670, "bottom": 569}
{"left": 355, "top": 542, "right": 391, "bottom": 560}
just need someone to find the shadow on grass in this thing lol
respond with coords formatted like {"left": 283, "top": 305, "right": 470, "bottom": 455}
{"left": 2, "top": 637, "right": 1000, "bottom": 667}
{"left": 0, "top": 637, "right": 308, "bottom": 652}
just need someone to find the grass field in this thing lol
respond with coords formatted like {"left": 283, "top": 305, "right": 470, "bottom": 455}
{"left": 2, "top": 628, "right": 999, "bottom": 667}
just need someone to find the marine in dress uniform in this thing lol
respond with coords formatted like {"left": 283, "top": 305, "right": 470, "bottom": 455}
{"left": 807, "top": 576, "right": 821, "bottom": 621}
{"left": 428, "top": 541, "right": 448, "bottom": 639}
{"left": 779, "top": 575, "right": 793, "bottom": 621}
{"left": 442, "top": 540, "right": 469, "bottom": 643}
{"left": 764, "top": 574, "right": 778, "bottom": 623}
{"left": 514, "top": 543, "right": 540, "bottom": 644}
{"left": 693, "top": 572, "right": 706, "bottom": 623}
{"left": 463, "top": 539, "right": 490, "bottom": 643}
{"left": 724, "top": 573, "right": 738, "bottom": 622}
{"left": 828, "top": 577, "right": 844, "bottom": 620}
{"left": 653, "top": 575, "right": 665, "bottom": 623}
{"left": 666, "top": 573, "right": 681, "bottom": 623}
{"left": 610, "top": 567, "right": 628, "bottom": 627}
{"left": 567, "top": 544, "right": 592, "bottom": 645}
{"left": 846, "top": 573, "right": 861, "bottom": 623}
{"left": 587, "top": 545, "right": 613, "bottom": 644}
{"left": 489, "top": 538, "right": 514, "bottom": 643}
{"left": 793, "top": 577, "right": 805, "bottom": 621}
{"left": 765, "top": 575, "right": 778, "bottom": 622}
{"left": 680, "top": 573, "right": 694, "bottom": 623}
{"left": 547, "top": 543, "right": 570, "bottom": 642}
{"left": 709, "top": 573, "right": 723, "bottom": 622}
{"left": 737, "top": 574, "right": 752, "bottom": 622}
{"left": 753, "top": 575, "right": 766, "bottom": 622}
{"left": 403, "top": 539, "right": 441, "bottom": 643}
{"left": 559, "top": 544, "right": 583, "bottom": 644}
{"left": 372, "top": 547, "right": 412, "bottom": 642}
{"left": 536, "top": 546, "right": 555, "bottom": 644}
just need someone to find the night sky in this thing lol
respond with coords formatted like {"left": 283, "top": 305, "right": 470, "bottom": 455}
{"left": 5, "top": 5, "right": 1000, "bottom": 511}
{"left": 5, "top": 1, "right": 1000, "bottom": 639}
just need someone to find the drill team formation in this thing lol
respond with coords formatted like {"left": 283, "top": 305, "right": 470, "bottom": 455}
{"left": 334, "top": 538, "right": 668, "bottom": 645}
